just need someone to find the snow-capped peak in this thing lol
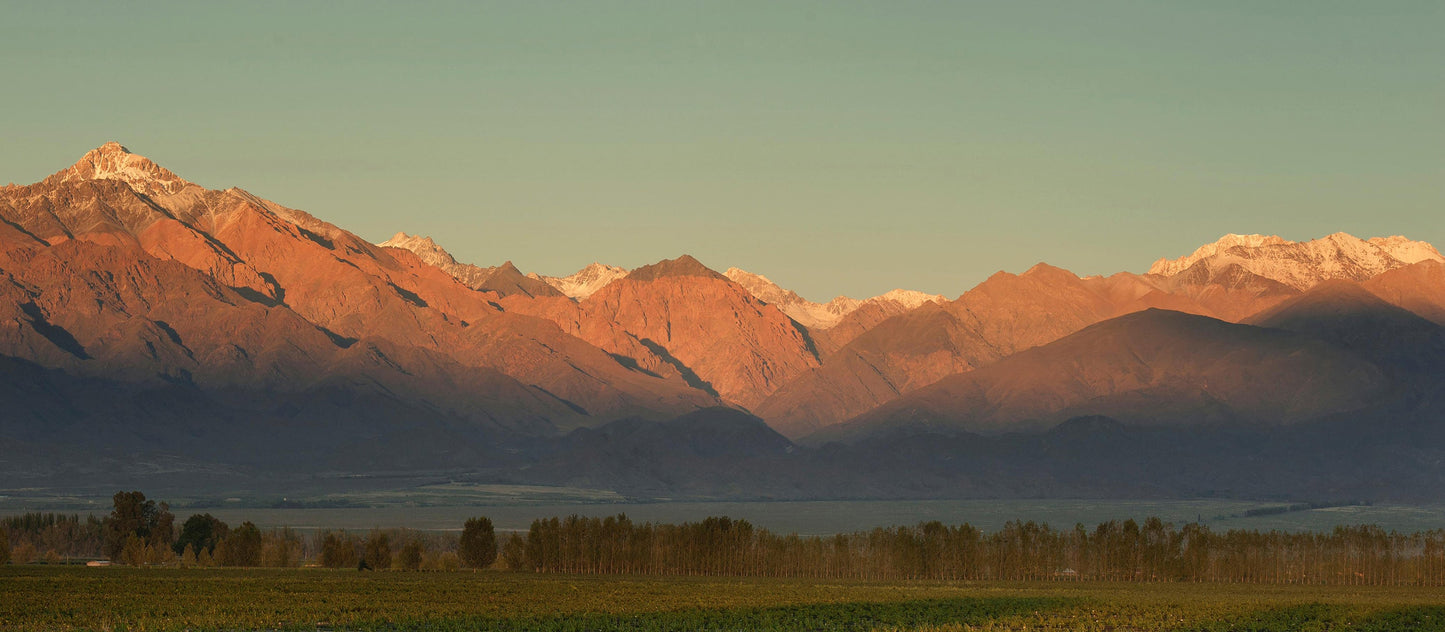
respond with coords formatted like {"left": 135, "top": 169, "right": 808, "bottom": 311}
{"left": 1368, "top": 235, "right": 1445, "bottom": 265}
{"left": 874, "top": 288, "right": 947, "bottom": 310}
{"left": 1149, "top": 232, "right": 1444, "bottom": 290}
{"left": 379, "top": 232, "right": 459, "bottom": 268}
{"left": 46, "top": 142, "right": 193, "bottom": 196}
{"left": 724, "top": 268, "right": 802, "bottom": 306}
{"left": 535, "top": 262, "right": 630, "bottom": 299}
{"left": 1148, "top": 234, "right": 1286, "bottom": 277}
{"left": 723, "top": 267, "right": 944, "bottom": 329}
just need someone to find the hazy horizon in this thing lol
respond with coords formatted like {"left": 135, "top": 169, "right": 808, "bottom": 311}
{"left": 5, "top": 2, "right": 1441, "bottom": 301}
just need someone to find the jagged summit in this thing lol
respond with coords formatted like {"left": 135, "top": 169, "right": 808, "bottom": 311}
{"left": 378, "top": 231, "right": 561, "bottom": 297}
{"left": 873, "top": 288, "right": 946, "bottom": 309}
{"left": 723, "top": 266, "right": 944, "bottom": 329}
{"left": 723, "top": 267, "right": 817, "bottom": 309}
{"left": 380, "top": 231, "right": 435, "bottom": 249}
{"left": 42, "top": 142, "right": 193, "bottom": 197}
{"left": 1149, "top": 232, "right": 1444, "bottom": 290}
{"left": 379, "top": 232, "right": 459, "bottom": 268}
{"left": 531, "top": 262, "right": 629, "bottom": 299}
{"left": 1367, "top": 235, "right": 1445, "bottom": 265}
{"left": 626, "top": 255, "right": 726, "bottom": 282}
{"left": 92, "top": 141, "right": 130, "bottom": 155}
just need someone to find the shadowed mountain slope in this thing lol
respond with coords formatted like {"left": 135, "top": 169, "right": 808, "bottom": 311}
{"left": 514, "top": 407, "right": 801, "bottom": 497}
{"left": 1362, "top": 260, "right": 1445, "bottom": 327}
{"left": 1247, "top": 280, "right": 1445, "bottom": 375}
{"left": 814, "top": 309, "right": 1391, "bottom": 443}
{"left": 757, "top": 264, "right": 1226, "bottom": 438}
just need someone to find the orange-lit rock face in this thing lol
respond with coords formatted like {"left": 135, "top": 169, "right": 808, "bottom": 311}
{"left": 44, "top": 141, "right": 192, "bottom": 197}
{"left": 576, "top": 256, "right": 821, "bottom": 409}
{"left": 0, "top": 144, "right": 717, "bottom": 433}
{"left": 8, "top": 144, "right": 1445, "bottom": 445}
{"left": 379, "top": 232, "right": 564, "bottom": 299}
{"left": 1362, "top": 261, "right": 1445, "bottom": 326}
{"left": 492, "top": 255, "right": 826, "bottom": 409}
{"left": 754, "top": 259, "right": 1364, "bottom": 438}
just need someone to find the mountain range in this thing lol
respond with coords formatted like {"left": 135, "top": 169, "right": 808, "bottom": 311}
{"left": 3, "top": 143, "right": 1444, "bottom": 502}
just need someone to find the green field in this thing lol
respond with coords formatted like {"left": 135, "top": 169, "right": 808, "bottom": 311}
{"left": 4, "top": 567, "right": 1445, "bottom": 631}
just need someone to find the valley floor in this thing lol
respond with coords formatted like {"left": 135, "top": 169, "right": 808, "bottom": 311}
{"left": 3, "top": 567, "right": 1444, "bottom": 631}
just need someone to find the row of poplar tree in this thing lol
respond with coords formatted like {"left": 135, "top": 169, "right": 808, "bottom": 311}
{"left": 508, "top": 515, "right": 1445, "bottom": 585}
{"left": 7, "top": 492, "right": 1445, "bottom": 585}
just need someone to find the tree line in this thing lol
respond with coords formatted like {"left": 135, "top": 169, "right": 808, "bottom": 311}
{"left": 509, "top": 515, "right": 1445, "bottom": 585}
{"left": 0, "top": 492, "right": 496, "bottom": 570}
{"left": 5, "top": 492, "right": 1445, "bottom": 585}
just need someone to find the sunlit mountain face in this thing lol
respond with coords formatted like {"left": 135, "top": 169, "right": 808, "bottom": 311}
{"left": 4, "top": 144, "right": 1445, "bottom": 502}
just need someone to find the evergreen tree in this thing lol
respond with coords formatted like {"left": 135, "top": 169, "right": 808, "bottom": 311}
{"left": 174, "top": 514, "right": 229, "bottom": 556}
{"left": 459, "top": 517, "right": 498, "bottom": 569}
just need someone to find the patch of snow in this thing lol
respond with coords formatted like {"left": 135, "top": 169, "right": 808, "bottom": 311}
{"left": 724, "top": 267, "right": 943, "bottom": 329}
{"left": 1369, "top": 236, "right": 1445, "bottom": 265}
{"left": 1149, "top": 232, "right": 1444, "bottom": 290}
{"left": 873, "top": 289, "right": 946, "bottom": 310}
{"left": 537, "top": 263, "right": 630, "bottom": 299}
{"left": 53, "top": 142, "right": 192, "bottom": 196}
{"left": 379, "top": 232, "right": 458, "bottom": 268}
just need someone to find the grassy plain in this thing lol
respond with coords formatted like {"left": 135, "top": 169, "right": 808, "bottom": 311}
{"left": 4, "top": 566, "right": 1445, "bottom": 631}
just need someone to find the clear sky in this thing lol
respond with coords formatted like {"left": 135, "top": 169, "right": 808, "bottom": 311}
{"left": 4, "top": 2, "right": 1442, "bottom": 301}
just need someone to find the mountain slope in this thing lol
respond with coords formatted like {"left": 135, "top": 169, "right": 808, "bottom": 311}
{"left": 378, "top": 232, "right": 563, "bottom": 298}
{"left": 756, "top": 264, "right": 1216, "bottom": 437}
{"left": 817, "top": 309, "right": 1390, "bottom": 443}
{"left": 8, "top": 144, "right": 1445, "bottom": 501}
{"left": 0, "top": 143, "right": 717, "bottom": 440}
{"left": 755, "top": 303, "right": 1002, "bottom": 438}
{"left": 1247, "top": 280, "right": 1445, "bottom": 375}
{"left": 1362, "top": 260, "right": 1445, "bottom": 327}
{"left": 578, "top": 255, "right": 822, "bottom": 408}
{"left": 517, "top": 407, "right": 800, "bottom": 496}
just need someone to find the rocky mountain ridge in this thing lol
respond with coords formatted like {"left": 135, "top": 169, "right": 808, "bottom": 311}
{"left": 7, "top": 143, "right": 1445, "bottom": 501}
{"left": 1149, "top": 232, "right": 1443, "bottom": 290}
{"left": 722, "top": 267, "right": 945, "bottom": 330}
{"left": 530, "top": 262, "right": 630, "bottom": 299}
{"left": 0, "top": 144, "right": 717, "bottom": 440}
